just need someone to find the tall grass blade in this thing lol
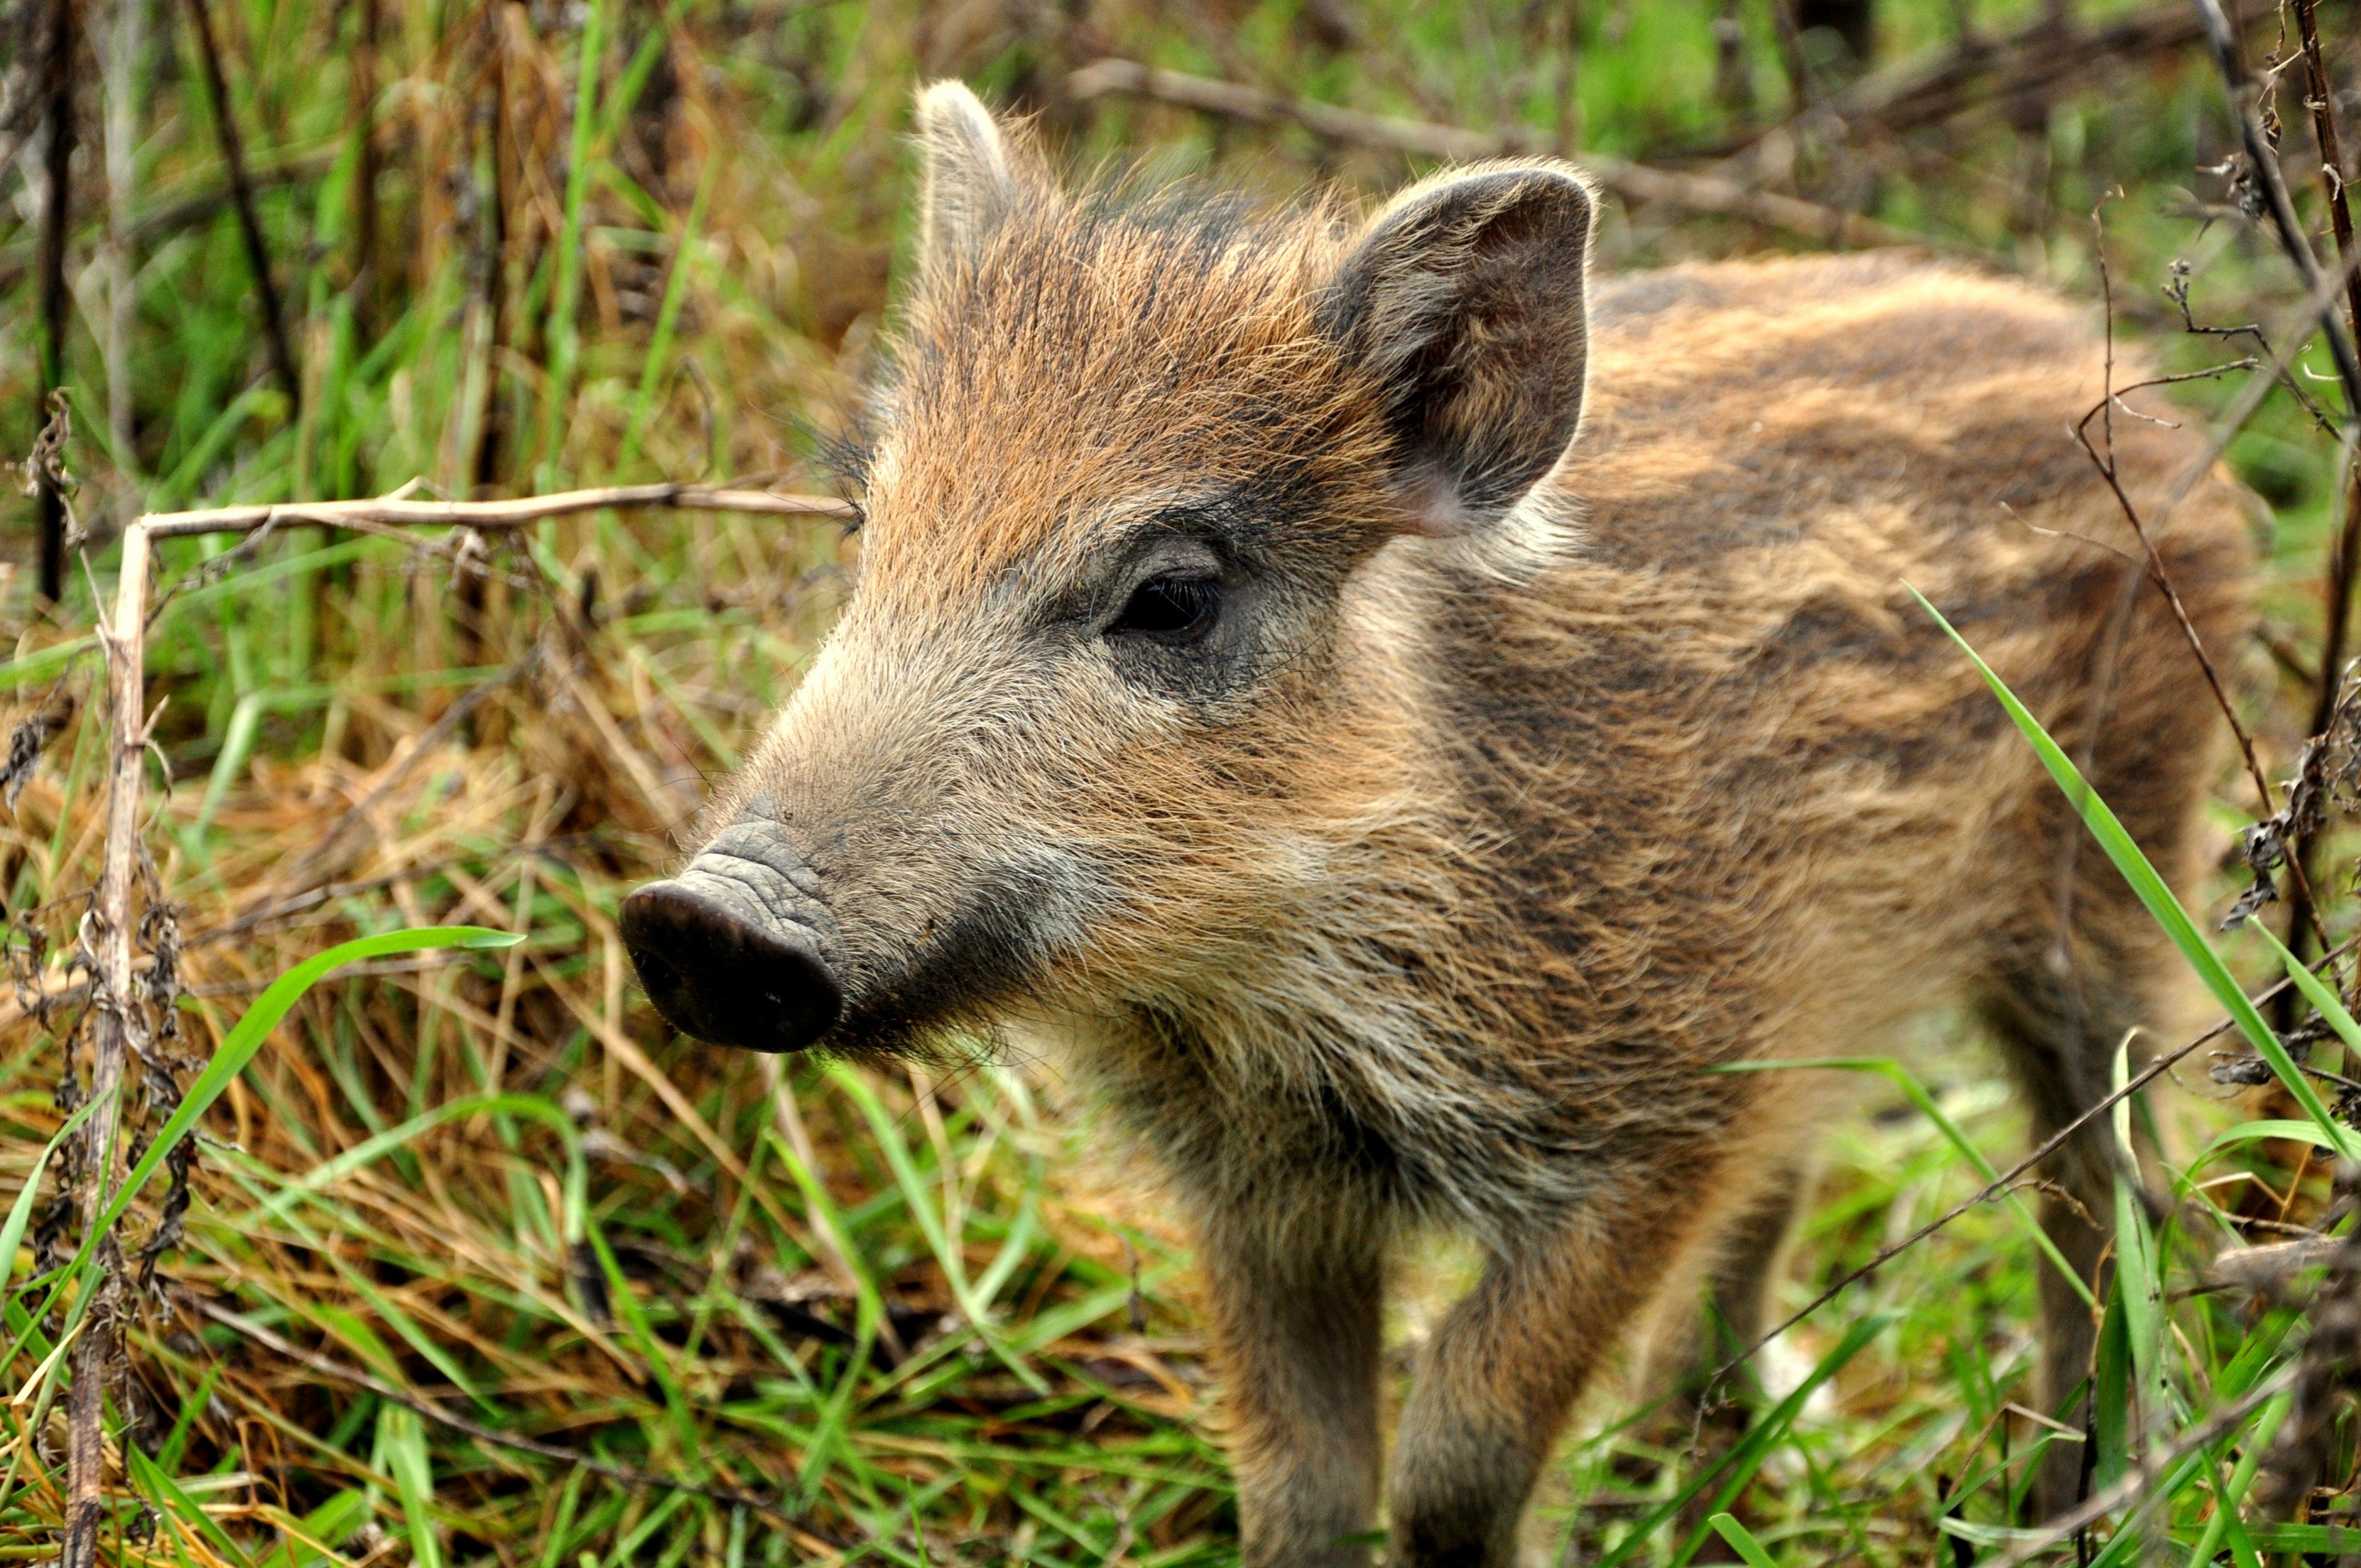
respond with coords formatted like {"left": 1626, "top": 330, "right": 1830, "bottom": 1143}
{"left": 1706, "top": 1513, "right": 1779, "bottom": 1568}
{"left": 1909, "top": 586, "right": 2357, "bottom": 1159}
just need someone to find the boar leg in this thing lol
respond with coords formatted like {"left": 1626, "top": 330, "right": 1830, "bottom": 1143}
{"left": 1667, "top": 1158, "right": 1819, "bottom": 1564}
{"left": 1389, "top": 1194, "right": 1685, "bottom": 1567}
{"left": 1982, "top": 959, "right": 2156, "bottom": 1520}
{"left": 1632, "top": 1153, "right": 1815, "bottom": 1430}
{"left": 1197, "top": 1210, "right": 1386, "bottom": 1568}
{"left": 1700, "top": 1152, "right": 1816, "bottom": 1383}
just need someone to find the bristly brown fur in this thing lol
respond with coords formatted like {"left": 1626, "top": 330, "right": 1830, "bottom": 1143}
{"left": 648, "top": 83, "right": 2255, "bottom": 1567}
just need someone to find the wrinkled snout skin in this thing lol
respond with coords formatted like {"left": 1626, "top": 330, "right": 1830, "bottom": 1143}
{"left": 622, "top": 84, "right": 2255, "bottom": 1568}
{"left": 618, "top": 813, "right": 840, "bottom": 1052}
{"left": 630, "top": 589, "right": 1165, "bottom": 1056}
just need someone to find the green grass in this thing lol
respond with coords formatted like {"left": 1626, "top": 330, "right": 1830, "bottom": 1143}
{"left": 6, "top": 0, "right": 2361, "bottom": 1562}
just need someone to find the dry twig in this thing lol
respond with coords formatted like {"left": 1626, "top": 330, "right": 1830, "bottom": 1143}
{"left": 2281, "top": 0, "right": 2361, "bottom": 981}
{"left": 179, "top": 0, "right": 301, "bottom": 413}
{"left": 188, "top": 1297, "right": 806, "bottom": 1520}
{"left": 33, "top": 0, "right": 76, "bottom": 606}
{"left": 1708, "top": 934, "right": 2361, "bottom": 1400}
{"left": 2192, "top": 0, "right": 2361, "bottom": 420}
{"left": 136, "top": 482, "right": 854, "bottom": 540}
{"left": 60, "top": 521, "right": 151, "bottom": 1568}
{"left": 2073, "top": 212, "right": 2327, "bottom": 945}
{"left": 1065, "top": 58, "right": 1943, "bottom": 254}
{"left": 1705, "top": 0, "right": 2277, "bottom": 163}
{"left": 1980, "top": 1361, "right": 2304, "bottom": 1568}
{"left": 54, "top": 480, "right": 849, "bottom": 1561}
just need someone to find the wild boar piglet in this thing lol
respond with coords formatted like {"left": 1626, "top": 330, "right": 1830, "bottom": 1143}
{"left": 622, "top": 82, "right": 2253, "bottom": 1567}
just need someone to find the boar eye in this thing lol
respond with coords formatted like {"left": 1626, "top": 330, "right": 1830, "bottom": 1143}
{"left": 1109, "top": 575, "right": 1220, "bottom": 643}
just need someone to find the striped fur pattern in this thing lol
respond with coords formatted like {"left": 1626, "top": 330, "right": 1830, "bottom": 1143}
{"left": 680, "top": 84, "right": 2254, "bottom": 1565}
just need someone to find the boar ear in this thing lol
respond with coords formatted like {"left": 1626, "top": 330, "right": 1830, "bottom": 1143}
{"left": 1320, "top": 163, "right": 1595, "bottom": 537}
{"left": 913, "top": 81, "right": 1021, "bottom": 270}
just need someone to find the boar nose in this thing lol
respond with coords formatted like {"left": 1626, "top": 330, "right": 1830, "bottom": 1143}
{"left": 621, "top": 881, "right": 842, "bottom": 1052}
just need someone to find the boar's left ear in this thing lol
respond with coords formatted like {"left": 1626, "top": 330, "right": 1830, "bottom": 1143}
{"left": 1320, "top": 163, "right": 1595, "bottom": 538}
{"left": 913, "top": 81, "right": 1023, "bottom": 272}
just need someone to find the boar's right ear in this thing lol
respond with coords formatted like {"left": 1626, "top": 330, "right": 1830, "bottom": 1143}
{"left": 913, "top": 81, "right": 1021, "bottom": 271}
{"left": 1320, "top": 163, "right": 1595, "bottom": 538}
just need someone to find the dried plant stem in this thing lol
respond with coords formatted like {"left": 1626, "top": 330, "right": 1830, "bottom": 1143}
{"left": 1065, "top": 58, "right": 1938, "bottom": 253}
{"left": 2292, "top": 0, "right": 2360, "bottom": 397}
{"left": 1704, "top": 0, "right": 2274, "bottom": 167}
{"left": 2286, "top": 0, "right": 2361, "bottom": 979}
{"left": 34, "top": 0, "right": 77, "bottom": 606}
{"left": 180, "top": 0, "right": 300, "bottom": 414}
{"left": 348, "top": 0, "right": 379, "bottom": 336}
{"left": 58, "top": 484, "right": 845, "bottom": 1547}
{"left": 103, "top": 0, "right": 148, "bottom": 468}
{"left": 2074, "top": 217, "right": 2328, "bottom": 951}
{"left": 2193, "top": 0, "right": 2361, "bottom": 419}
{"left": 137, "top": 482, "right": 855, "bottom": 540}
{"left": 2070, "top": 393, "right": 2326, "bottom": 942}
{"left": 1979, "top": 1361, "right": 2304, "bottom": 1568}
{"left": 62, "top": 525, "right": 151, "bottom": 1568}
{"left": 1709, "top": 932, "right": 2361, "bottom": 1398}
{"left": 187, "top": 1299, "right": 802, "bottom": 1519}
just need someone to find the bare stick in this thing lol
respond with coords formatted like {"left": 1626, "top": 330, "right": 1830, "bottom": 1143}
{"left": 33, "top": 0, "right": 76, "bottom": 606}
{"left": 1980, "top": 1361, "right": 2302, "bottom": 1568}
{"left": 187, "top": 1297, "right": 805, "bottom": 1520}
{"left": 347, "top": 0, "right": 379, "bottom": 338}
{"left": 2291, "top": 0, "right": 2360, "bottom": 387}
{"left": 61, "top": 524, "right": 151, "bottom": 1568}
{"left": 1702, "top": 0, "right": 2275, "bottom": 167}
{"left": 136, "top": 481, "right": 857, "bottom": 539}
{"left": 1706, "top": 932, "right": 2361, "bottom": 1398}
{"left": 2072, "top": 220, "right": 2328, "bottom": 944}
{"left": 1065, "top": 58, "right": 1942, "bottom": 254}
{"left": 2146, "top": 247, "right": 2361, "bottom": 541}
{"left": 180, "top": 0, "right": 300, "bottom": 414}
{"left": 53, "top": 479, "right": 847, "bottom": 1545}
{"left": 2284, "top": 0, "right": 2361, "bottom": 980}
{"left": 103, "top": 0, "right": 148, "bottom": 469}
{"left": 2192, "top": 0, "right": 2361, "bottom": 421}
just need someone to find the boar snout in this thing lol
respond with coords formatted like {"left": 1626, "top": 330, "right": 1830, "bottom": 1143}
{"left": 620, "top": 822, "right": 842, "bottom": 1052}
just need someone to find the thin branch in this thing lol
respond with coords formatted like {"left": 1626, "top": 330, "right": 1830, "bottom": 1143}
{"left": 179, "top": 0, "right": 300, "bottom": 413}
{"left": 2192, "top": 0, "right": 2361, "bottom": 422}
{"left": 1699, "top": 0, "right": 2278, "bottom": 165}
{"left": 1064, "top": 58, "right": 1948, "bottom": 254}
{"left": 2075, "top": 212, "right": 2329, "bottom": 953}
{"left": 50, "top": 479, "right": 852, "bottom": 1550}
{"left": 2164, "top": 262, "right": 2337, "bottom": 434}
{"left": 136, "top": 481, "right": 857, "bottom": 540}
{"left": 2073, "top": 224, "right": 2327, "bottom": 945}
{"left": 2117, "top": 238, "right": 2361, "bottom": 570}
{"left": 2284, "top": 0, "right": 2361, "bottom": 982}
{"left": 1706, "top": 932, "right": 2361, "bottom": 1398}
{"left": 1980, "top": 1361, "right": 2301, "bottom": 1567}
{"left": 187, "top": 1297, "right": 809, "bottom": 1521}
{"left": 61, "top": 522, "right": 152, "bottom": 1568}
{"left": 33, "top": 0, "right": 75, "bottom": 606}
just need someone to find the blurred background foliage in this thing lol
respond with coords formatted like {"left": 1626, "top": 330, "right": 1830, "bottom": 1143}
{"left": 2, "top": 0, "right": 2361, "bottom": 1563}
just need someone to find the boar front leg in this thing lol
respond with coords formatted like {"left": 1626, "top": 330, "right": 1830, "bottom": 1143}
{"left": 1389, "top": 1194, "right": 1686, "bottom": 1567}
{"left": 1196, "top": 1207, "right": 1386, "bottom": 1568}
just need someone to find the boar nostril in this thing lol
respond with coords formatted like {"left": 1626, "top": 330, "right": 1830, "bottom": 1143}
{"left": 619, "top": 881, "right": 842, "bottom": 1052}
